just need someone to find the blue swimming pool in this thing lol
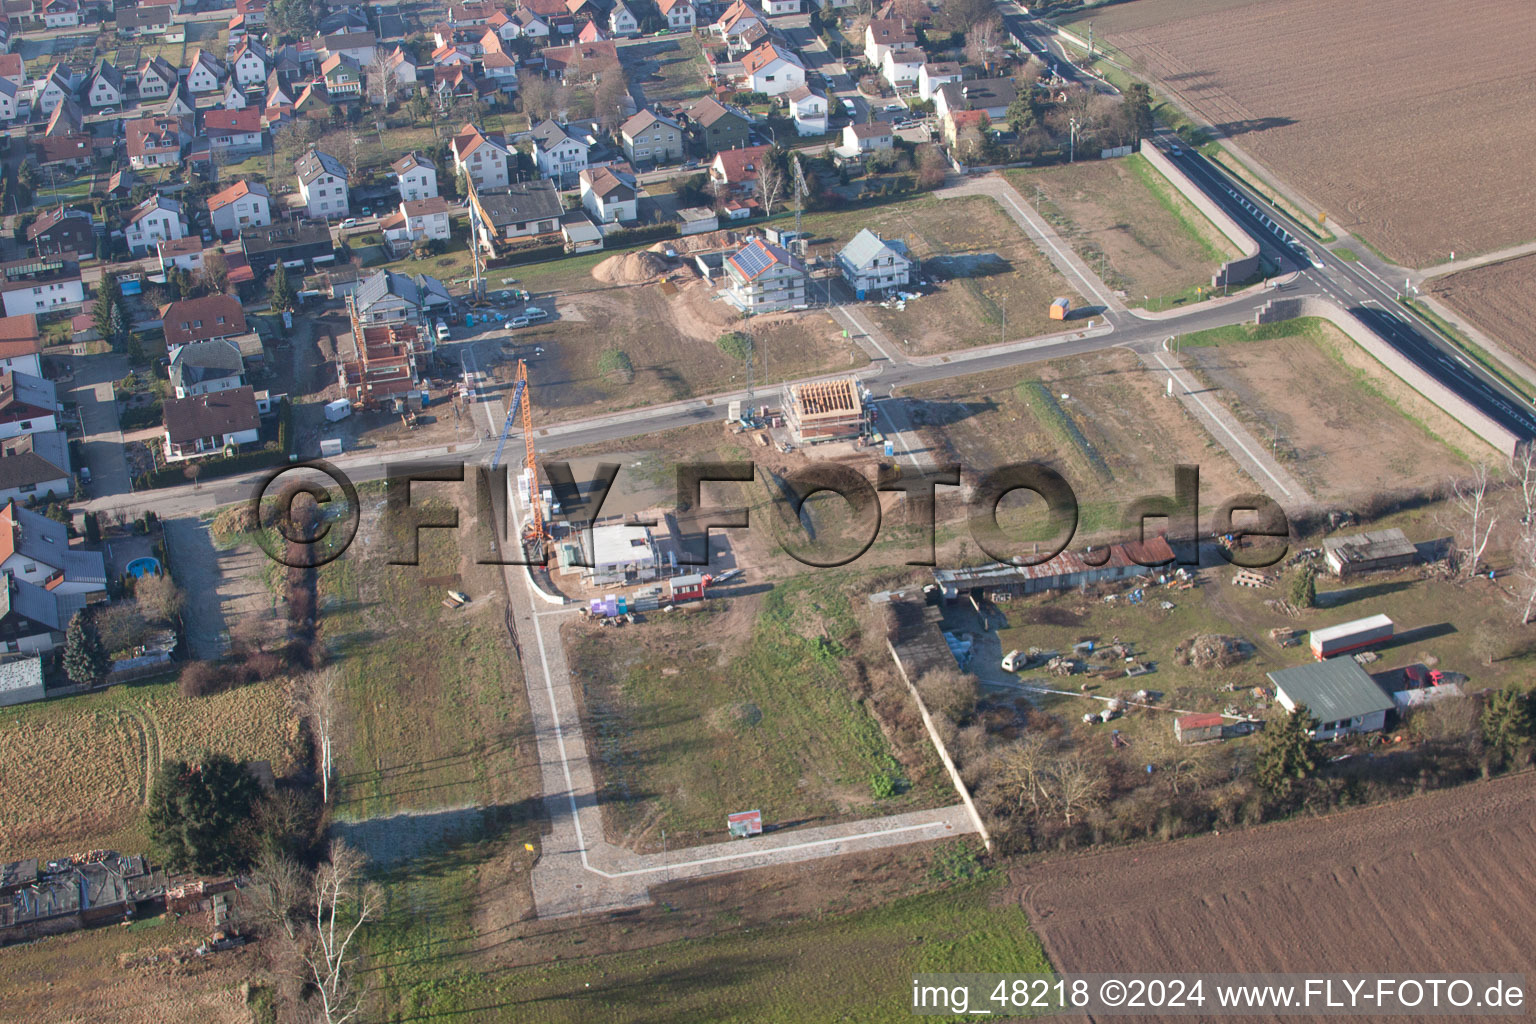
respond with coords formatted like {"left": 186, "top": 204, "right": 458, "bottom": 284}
{"left": 126, "top": 557, "right": 161, "bottom": 578}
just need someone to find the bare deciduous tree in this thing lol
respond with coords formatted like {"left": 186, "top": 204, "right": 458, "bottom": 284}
{"left": 368, "top": 51, "right": 396, "bottom": 108}
{"left": 1450, "top": 463, "right": 1498, "bottom": 577}
{"left": 996, "top": 732, "right": 1053, "bottom": 813}
{"left": 251, "top": 849, "right": 308, "bottom": 941}
{"left": 1048, "top": 753, "right": 1106, "bottom": 827}
{"left": 135, "top": 572, "right": 183, "bottom": 624}
{"left": 297, "top": 668, "right": 341, "bottom": 803}
{"left": 963, "top": 16, "right": 1003, "bottom": 74}
{"left": 756, "top": 155, "right": 786, "bottom": 217}
{"left": 298, "top": 840, "right": 379, "bottom": 1024}
{"left": 520, "top": 75, "right": 556, "bottom": 122}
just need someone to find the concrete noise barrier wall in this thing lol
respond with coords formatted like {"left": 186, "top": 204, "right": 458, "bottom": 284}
{"left": 1139, "top": 139, "right": 1261, "bottom": 288}
{"left": 1255, "top": 296, "right": 1522, "bottom": 461}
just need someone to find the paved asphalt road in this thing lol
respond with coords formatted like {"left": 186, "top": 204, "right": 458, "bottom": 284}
{"left": 80, "top": 130, "right": 1536, "bottom": 520}
{"left": 1167, "top": 143, "right": 1536, "bottom": 438}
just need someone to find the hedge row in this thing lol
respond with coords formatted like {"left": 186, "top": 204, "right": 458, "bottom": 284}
{"left": 136, "top": 400, "right": 293, "bottom": 490}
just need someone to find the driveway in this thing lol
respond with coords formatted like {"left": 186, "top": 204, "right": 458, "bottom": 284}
{"left": 69, "top": 351, "right": 133, "bottom": 498}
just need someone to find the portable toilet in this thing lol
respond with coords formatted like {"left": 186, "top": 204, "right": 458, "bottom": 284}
{"left": 1049, "top": 297, "right": 1071, "bottom": 320}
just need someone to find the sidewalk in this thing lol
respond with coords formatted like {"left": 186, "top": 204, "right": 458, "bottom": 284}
{"left": 944, "top": 174, "right": 1127, "bottom": 315}
{"left": 1140, "top": 344, "right": 1313, "bottom": 512}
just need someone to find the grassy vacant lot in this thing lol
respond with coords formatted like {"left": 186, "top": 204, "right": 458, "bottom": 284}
{"left": 316, "top": 494, "right": 541, "bottom": 837}
{"left": 1006, "top": 155, "right": 1241, "bottom": 309}
{"left": 0, "top": 909, "right": 269, "bottom": 1024}
{"left": 623, "top": 34, "right": 710, "bottom": 108}
{"left": 800, "top": 194, "right": 1086, "bottom": 354}
{"left": 477, "top": 248, "right": 868, "bottom": 424}
{"left": 903, "top": 347, "right": 1250, "bottom": 542}
{"left": 1177, "top": 317, "right": 1480, "bottom": 497}
{"left": 0, "top": 678, "right": 299, "bottom": 862}
{"left": 566, "top": 573, "right": 948, "bottom": 851}
{"left": 369, "top": 867, "right": 1047, "bottom": 1023}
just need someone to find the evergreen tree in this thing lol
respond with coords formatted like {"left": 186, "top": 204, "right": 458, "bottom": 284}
{"left": 1125, "top": 83, "right": 1154, "bottom": 140}
{"left": 1255, "top": 703, "right": 1321, "bottom": 799}
{"left": 147, "top": 754, "right": 261, "bottom": 873}
{"left": 269, "top": 260, "right": 297, "bottom": 312}
{"left": 1481, "top": 684, "right": 1534, "bottom": 768}
{"left": 91, "top": 273, "right": 120, "bottom": 345}
{"left": 63, "top": 613, "right": 109, "bottom": 687}
{"left": 1289, "top": 565, "right": 1316, "bottom": 608}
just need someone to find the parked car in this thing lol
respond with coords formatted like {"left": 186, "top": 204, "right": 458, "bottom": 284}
{"left": 508, "top": 316, "right": 531, "bottom": 328}
{"left": 340, "top": 218, "right": 358, "bottom": 229}
{"left": 435, "top": 320, "right": 451, "bottom": 341}
{"left": 884, "top": 102, "right": 905, "bottom": 112}
{"left": 523, "top": 307, "right": 548, "bottom": 321}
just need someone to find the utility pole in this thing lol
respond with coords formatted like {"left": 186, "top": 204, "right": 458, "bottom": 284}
{"left": 1069, "top": 117, "right": 1079, "bottom": 163}
{"left": 1087, "top": 21, "right": 1094, "bottom": 59}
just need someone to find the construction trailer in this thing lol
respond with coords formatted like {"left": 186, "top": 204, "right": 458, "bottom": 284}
{"left": 1049, "top": 296, "right": 1070, "bottom": 320}
{"left": 668, "top": 572, "right": 709, "bottom": 602}
{"left": 782, "top": 376, "right": 866, "bottom": 444}
{"left": 1322, "top": 528, "right": 1417, "bottom": 578}
{"left": 1310, "top": 613, "right": 1394, "bottom": 660}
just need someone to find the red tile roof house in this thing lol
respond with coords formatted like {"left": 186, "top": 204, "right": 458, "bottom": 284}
{"left": 202, "top": 108, "right": 266, "bottom": 157}
{"left": 709, "top": 143, "right": 772, "bottom": 196}
{"left": 159, "top": 294, "right": 248, "bottom": 352}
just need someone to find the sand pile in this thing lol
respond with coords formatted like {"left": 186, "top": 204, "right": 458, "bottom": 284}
{"left": 591, "top": 250, "right": 672, "bottom": 285}
{"left": 649, "top": 229, "right": 739, "bottom": 256}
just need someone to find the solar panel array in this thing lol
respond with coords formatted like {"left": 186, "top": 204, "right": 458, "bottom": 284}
{"left": 730, "top": 239, "right": 775, "bottom": 278}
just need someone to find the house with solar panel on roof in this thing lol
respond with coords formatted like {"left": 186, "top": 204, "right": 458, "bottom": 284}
{"left": 721, "top": 237, "right": 807, "bottom": 313}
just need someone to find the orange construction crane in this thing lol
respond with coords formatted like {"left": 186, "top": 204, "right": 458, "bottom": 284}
{"left": 490, "top": 360, "right": 548, "bottom": 544}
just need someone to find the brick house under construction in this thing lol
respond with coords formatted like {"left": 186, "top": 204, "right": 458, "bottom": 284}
{"left": 782, "top": 376, "right": 867, "bottom": 444}
{"left": 336, "top": 291, "right": 432, "bottom": 410}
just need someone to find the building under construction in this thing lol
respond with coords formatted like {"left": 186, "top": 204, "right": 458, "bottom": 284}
{"left": 336, "top": 292, "right": 431, "bottom": 410}
{"left": 782, "top": 376, "right": 868, "bottom": 444}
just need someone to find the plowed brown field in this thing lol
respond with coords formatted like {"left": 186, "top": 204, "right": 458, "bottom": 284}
{"left": 1429, "top": 254, "right": 1536, "bottom": 373}
{"left": 1078, "top": 0, "right": 1536, "bottom": 266}
{"left": 1022, "top": 773, "right": 1536, "bottom": 1022}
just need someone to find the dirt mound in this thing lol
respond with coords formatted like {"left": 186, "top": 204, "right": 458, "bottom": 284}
{"left": 649, "top": 229, "right": 739, "bottom": 256}
{"left": 1176, "top": 633, "right": 1250, "bottom": 670}
{"left": 592, "top": 249, "right": 672, "bottom": 285}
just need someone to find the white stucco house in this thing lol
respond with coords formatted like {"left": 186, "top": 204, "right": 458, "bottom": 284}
{"left": 530, "top": 120, "right": 590, "bottom": 185}
{"left": 207, "top": 180, "right": 272, "bottom": 240}
{"left": 785, "top": 85, "right": 827, "bottom": 135}
{"left": 838, "top": 228, "right": 911, "bottom": 297}
{"left": 392, "top": 152, "right": 439, "bottom": 202}
{"left": 124, "top": 196, "right": 186, "bottom": 255}
{"left": 579, "top": 167, "right": 638, "bottom": 224}
{"left": 740, "top": 42, "right": 805, "bottom": 97}
{"left": 451, "top": 123, "right": 512, "bottom": 191}
{"left": 295, "top": 148, "right": 350, "bottom": 219}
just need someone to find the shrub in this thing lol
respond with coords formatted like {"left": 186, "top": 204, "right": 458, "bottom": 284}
{"left": 179, "top": 661, "right": 225, "bottom": 698}
{"left": 596, "top": 348, "right": 634, "bottom": 383}
{"left": 716, "top": 331, "right": 751, "bottom": 362}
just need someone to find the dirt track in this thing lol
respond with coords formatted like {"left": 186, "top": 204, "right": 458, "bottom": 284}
{"left": 1019, "top": 773, "right": 1536, "bottom": 1022}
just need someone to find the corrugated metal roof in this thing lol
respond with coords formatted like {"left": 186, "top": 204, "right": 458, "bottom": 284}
{"left": 1268, "top": 659, "right": 1394, "bottom": 724}
{"left": 932, "top": 536, "right": 1176, "bottom": 588}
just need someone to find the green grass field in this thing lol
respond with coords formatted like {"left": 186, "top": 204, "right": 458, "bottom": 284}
{"left": 568, "top": 573, "right": 947, "bottom": 851}
{"left": 369, "top": 870, "right": 1048, "bottom": 1023}
{"left": 316, "top": 502, "right": 539, "bottom": 824}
